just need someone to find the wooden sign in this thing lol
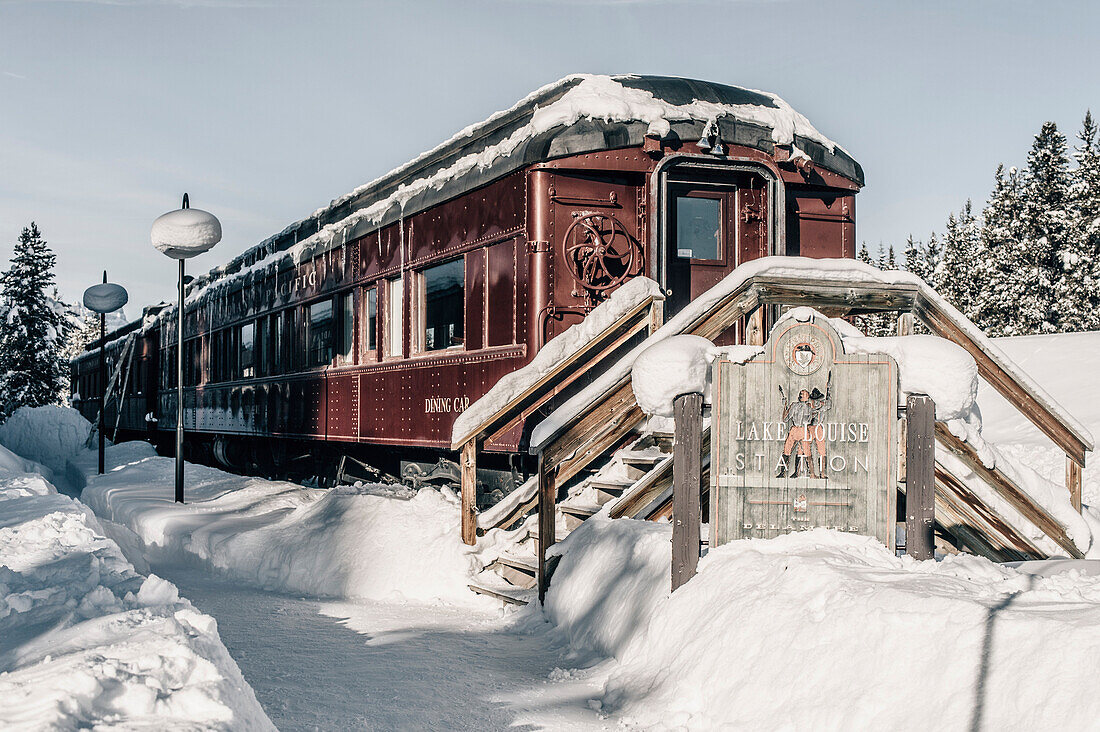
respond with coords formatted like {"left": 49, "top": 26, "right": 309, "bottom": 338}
{"left": 711, "top": 315, "right": 898, "bottom": 548}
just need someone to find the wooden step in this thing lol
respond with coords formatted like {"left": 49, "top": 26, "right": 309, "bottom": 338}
{"left": 529, "top": 525, "right": 571, "bottom": 543}
{"left": 587, "top": 478, "right": 633, "bottom": 504}
{"left": 621, "top": 454, "right": 665, "bottom": 480}
{"left": 488, "top": 554, "right": 538, "bottom": 589}
{"left": 560, "top": 502, "right": 600, "bottom": 530}
{"left": 467, "top": 581, "right": 532, "bottom": 606}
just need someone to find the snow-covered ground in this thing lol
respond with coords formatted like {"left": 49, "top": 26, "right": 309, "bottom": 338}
{"left": 541, "top": 516, "right": 1100, "bottom": 729}
{"left": 7, "top": 329, "right": 1100, "bottom": 730}
{"left": 0, "top": 441, "right": 272, "bottom": 730}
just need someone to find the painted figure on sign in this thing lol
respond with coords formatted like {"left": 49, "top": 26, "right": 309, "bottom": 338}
{"left": 776, "top": 382, "right": 831, "bottom": 478}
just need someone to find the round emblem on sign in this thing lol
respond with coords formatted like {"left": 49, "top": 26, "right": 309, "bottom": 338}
{"left": 784, "top": 336, "right": 824, "bottom": 375}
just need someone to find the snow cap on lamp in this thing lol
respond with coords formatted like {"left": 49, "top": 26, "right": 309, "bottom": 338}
{"left": 82, "top": 283, "right": 128, "bottom": 314}
{"left": 151, "top": 207, "right": 222, "bottom": 259}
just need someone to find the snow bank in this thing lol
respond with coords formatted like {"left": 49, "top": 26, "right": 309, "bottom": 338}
{"left": 0, "top": 405, "right": 93, "bottom": 475}
{"left": 0, "top": 456, "right": 272, "bottom": 730}
{"left": 452, "top": 276, "right": 662, "bottom": 446}
{"left": 542, "top": 519, "right": 1100, "bottom": 730}
{"left": 81, "top": 445, "right": 485, "bottom": 604}
{"left": 847, "top": 334, "right": 978, "bottom": 421}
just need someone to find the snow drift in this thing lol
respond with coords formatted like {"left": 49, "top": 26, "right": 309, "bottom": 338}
{"left": 80, "top": 444, "right": 485, "bottom": 604}
{"left": 0, "top": 445, "right": 272, "bottom": 730}
{"left": 0, "top": 405, "right": 93, "bottom": 475}
{"left": 542, "top": 517, "right": 1100, "bottom": 730}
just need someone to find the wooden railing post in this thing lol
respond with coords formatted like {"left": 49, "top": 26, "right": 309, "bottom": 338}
{"left": 460, "top": 440, "right": 478, "bottom": 546}
{"left": 537, "top": 451, "right": 556, "bottom": 604}
{"left": 648, "top": 297, "right": 664, "bottom": 335}
{"left": 897, "top": 312, "right": 914, "bottom": 337}
{"left": 672, "top": 392, "right": 703, "bottom": 590}
{"left": 906, "top": 394, "right": 935, "bottom": 560}
{"left": 747, "top": 306, "right": 765, "bottom": 346}
{"left": 1067, "top": 457, "right": 1083, "bottom": 513}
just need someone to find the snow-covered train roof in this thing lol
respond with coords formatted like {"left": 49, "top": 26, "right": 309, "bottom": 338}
{"left": 181, "top": 74, "right": 863, "bottom": 305}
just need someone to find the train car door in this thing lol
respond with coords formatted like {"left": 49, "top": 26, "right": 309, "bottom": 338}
{"left": 664, "top": 171, "right": 769, "bottom": 316}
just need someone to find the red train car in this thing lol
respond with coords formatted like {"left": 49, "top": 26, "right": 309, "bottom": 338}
{"left": 72, "top": 74, "right": 862, "bottom": 493}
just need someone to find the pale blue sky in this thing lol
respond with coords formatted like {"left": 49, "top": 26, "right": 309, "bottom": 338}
{"left": 1, "top": 0, "right": 1098, "bottom": 313}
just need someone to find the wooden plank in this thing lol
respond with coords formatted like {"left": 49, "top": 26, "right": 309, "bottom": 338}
{"left": 536, "top": 451, "right": 555, "bottom": 604}
{"left": 672, "top": 393, "right": 703, "bottom": 591}
{"left": 461, "top": 441, "right": 477, "bottom": 546}
{"left": 934, "top": 423, "right": 1083, "bottom": 558}
{"left": 933, "top": 464, "right": 1045, "bottom": 560}
{"left": 609, "top": 455, "right": 676, "bottom": 519}
{"left": 752, "top": 277, "right": 920, "bottom": 315}
{"left": 449, "top": 294, "right": 661, "bottom": 450}
{"left": 915, "top": 293, "right": 1089, "bottom": 464}
{"left": 1067, "top": 457, "right": 1082, "bottom": 513}
{"left": 905, "top": 395, "right": 935, "bottom": 560}
{"left": 540, "top": 379, "right": 644, "bottom": 486}
{"left": 897, "top": 312, "right": 914, "bottom": 336}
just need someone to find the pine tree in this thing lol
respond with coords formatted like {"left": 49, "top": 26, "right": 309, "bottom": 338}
{"left": 1060, "top": 111, "right": 1100, "bottom": 331}
{"left": 934, "top": 201, "right": 984, "bottom": 321}
{"left": 855, "top": 244, "right": 893, "bottom": 335}
{"left": 1021, "top": 122, "right": 1071, "bottom": 333}
{"left": 974, "top": 165, "right": 1028, "bottom": 335}
{"left": 60, "top": 305, "right": 99, "bottom": 399}
{"left": 0, "top": 223, "right": 66, "bottom": 420}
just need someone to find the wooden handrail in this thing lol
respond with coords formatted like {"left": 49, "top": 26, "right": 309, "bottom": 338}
{"left": 454, "top": 292, "right": 663, "bottom": 544}
{"left": 450, "top": 293, "right": 663, "bottom": 452}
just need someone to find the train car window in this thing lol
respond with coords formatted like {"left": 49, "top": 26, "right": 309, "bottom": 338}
{"left": 486, "top": 239, "right": 516, "bottom": 347}
{"left": 255, "top": 316, "right": 266, "bottom": 377}
{"left": 385, "top": 277, "right": 403, "bottom": 358}
{"left": 338, "top": 292, "right": 354, "bottom": 363}
{"left": 308, "top": 299, "right": 334, "bottom": 367}
{"left": 419, "top": 259, "right": 464, "bottom": 352}
{"left": 283, "top": 308, "right": 296, "bottom": 371}
{"left": 674, "top": 195, "right": 722, "bottom": 261}
{"left": 363, "top": 286, "right": 378, "bottom": 355}
{"left": 240, "top": 321, "right": 256, "bottom": 378}
{"left": 272, "top": 311, "right": 284, "bottom": 374}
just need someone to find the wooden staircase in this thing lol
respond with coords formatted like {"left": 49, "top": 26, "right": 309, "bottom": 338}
{"left": 467, "top": 434, "right": 675, "bottom": 605}
{"left": 457, "top": 264, "right": 1094, "bottom": 605}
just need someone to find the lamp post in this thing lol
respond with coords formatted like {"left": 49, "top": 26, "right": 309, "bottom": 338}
{"left": 82, "top": 273, "right": 128, "bottom": 475}
{"left": 151, "top": 193, "right": 221, "bottom": 503}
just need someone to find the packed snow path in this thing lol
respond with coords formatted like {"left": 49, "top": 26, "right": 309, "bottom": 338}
{"left": 163, "top": 569, "right": 611, "bottom": 731}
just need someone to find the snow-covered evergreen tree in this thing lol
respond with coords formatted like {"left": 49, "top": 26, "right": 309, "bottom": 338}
{"left": 0, "top": 223, "right": 66, "bottom": 420}
{"left": 60, "top": 305, "right": 99, "bottom": 398}
{"left": 1059, "top": 112, "right": 1100, "bottom": 331}
{"left": 934, "top": 201, "right": 985, "bottom": 322}
{"left": 972, "top": 165, "right": 1029, "bottom": 335}
{"left": 854, "top": 244, "right": 894, "bottom": 335}
{"left": 1020, "top": 122, "right": 1071, "bottom": 333}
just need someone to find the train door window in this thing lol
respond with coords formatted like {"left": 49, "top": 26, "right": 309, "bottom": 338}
{"left": 337, "top": 291, "right": 355, "bottom": 364}
{"left": 385, "top": 277, "right": 403, "bottom": 358}
{"left": 418, "top": 259, "right": 464, "bottom": 352}
{"left": 308, "top": 299, "right": 334, "bottom": 367}
{"left": 363, "top": 286, "right": 378, "bottom": 356}
{"left": 674, "top": 195, "right": 723, "bottom": 261}
{"left": 239, "top": 321, "right": 256, "bottom": 378}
